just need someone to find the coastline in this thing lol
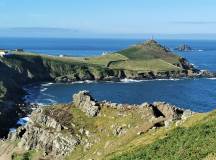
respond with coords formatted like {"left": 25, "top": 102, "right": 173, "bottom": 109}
{"left": 0, "top": 40, "right": 216, "bottom": 138}
{"left": 0, "top": 68, "right": 215, "bottom": 139}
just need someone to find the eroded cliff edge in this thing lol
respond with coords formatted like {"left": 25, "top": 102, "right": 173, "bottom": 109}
{"left": 4, "top": 91, "right": 193, "bottom": 160}
{"left": 0, "top": 39, "right": 215, "bottom": 138}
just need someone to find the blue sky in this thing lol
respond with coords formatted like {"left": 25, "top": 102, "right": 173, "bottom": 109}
{"left": 0, "top": 0, "right": 216, "bottom": 38}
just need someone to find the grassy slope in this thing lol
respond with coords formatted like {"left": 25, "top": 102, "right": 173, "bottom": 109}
{"left": 65, "top": 105, "right": 158, "bottom": 160}
{"left": 84, "top": 40, "right": 183, "bottom": 72}
{"left": 8, "top": 108, "right": 216, "bottom": 160}
{"left": 109, "top": 59, "right": 180, "bottom": 72}
{"left": 84, "top": 53, "right": 128, "bottom": 67}
{"left": 109, "top": 111, "right": 216, "bottom": 160}
{"left": 0, "top": 52, "right": 112, "bottom": 84}
{"left": 0, "top": 40, "right": 184, "bottom": 81}
{"left": 9, "top": 103, "right": 159, "bottom": 160}
{"left": 14, "top": 105, "right": 216, "bottom": 160}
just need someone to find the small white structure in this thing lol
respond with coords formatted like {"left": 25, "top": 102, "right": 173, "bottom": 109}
{"left": 0, "top": 51, "right": 7, "bottom": 57}
{"left": 0, "top": 50, "right": 13, "bottom": 57}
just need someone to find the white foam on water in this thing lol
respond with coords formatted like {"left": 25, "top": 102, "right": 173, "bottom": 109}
{"left": 208, "top": 78, "right": 216, "bottom": 80}
{"left": 37, "top": 103, "right": 47, "bottom": 106}
{"left": 120, "top": 78, "right": 181, "bottom": 83}
{"left": 121, "top": 79, "right": 144, "bottom": 83}
{"left": 41, "top": 82, "right": 54, "bottom": 87}
{"left": 41, "top": 93, "right": 56, "bottom": 98}
{"left": 40, "top": 87, "right": 48, "bottom": 92}
{"left": 167, "top": 78, "right": 181, "bottom": 81}
{"left": 84, "top": 80, "right": 95, "bottom": 83}
{"left": 71, "top": 81, "right": 84, "bottom": 84}
{"left": 71, "top": 80, "right": 96, "bottom": 84}
{"left": 16, "top": 117, "right": 30, "bottom": 126}
{"left": 9, "top": 128, "right": 16, "bottom": 133}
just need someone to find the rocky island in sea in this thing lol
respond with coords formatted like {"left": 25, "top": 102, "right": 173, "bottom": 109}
{"left": 0, "top": 40, "right": 216, "bottom": 160}
{"left": 175, "top": 44, "right": 193, "bottom": 52}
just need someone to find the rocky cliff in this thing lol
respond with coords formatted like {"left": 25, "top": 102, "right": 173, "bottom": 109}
{"left": 6, "top": 91, "right": 192, "bottom": 160}
{"left": 0, "top": 40, "right": 215, "bottom": 138}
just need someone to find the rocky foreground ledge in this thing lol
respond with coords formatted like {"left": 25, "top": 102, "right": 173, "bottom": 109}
{"left": 3, "top": 91, "right": 193, "bottom": 160}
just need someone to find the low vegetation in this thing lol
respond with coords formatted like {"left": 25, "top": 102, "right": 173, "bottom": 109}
{"left": 110, "top": 111, "right": 216, "bottom": 160}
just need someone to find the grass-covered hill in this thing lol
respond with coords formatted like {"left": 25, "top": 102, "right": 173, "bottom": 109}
{"left": 110, "top": 111, "right": 216, "bottom": 160}
{"left": 84, "top": 40, "right": 192, "bottom": 72}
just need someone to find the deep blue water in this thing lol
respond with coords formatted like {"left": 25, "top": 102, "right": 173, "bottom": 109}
{"left": 3, "top": 38, "right": 215, "bottom": 112}
{"left": 25, "top": 79, "right": 216, "bottom": 112}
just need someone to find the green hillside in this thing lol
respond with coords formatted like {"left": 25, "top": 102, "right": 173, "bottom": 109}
{"left": 85, "top": 40, "right": 186, "bottom": 72}
{"left": 110, "top": 111, "right": 216, "bottom": 160}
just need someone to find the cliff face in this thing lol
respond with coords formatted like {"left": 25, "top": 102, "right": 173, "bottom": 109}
{"left": 0, "top": 54, "right": 119, "bottom": 138}
{"left": 0, "top": 52, "right": 211, "bottom": 102}
{"left": 0, "top": 40, "right": 215, "bottom": 138}
{"left": 0, "top": 40, "right": 213, "bottom": 103}
{"left": 9, "top": 108, "right": 80, "bottom": 157}
{"left": 6, "top": 91, "right": 192, "bottom": 160}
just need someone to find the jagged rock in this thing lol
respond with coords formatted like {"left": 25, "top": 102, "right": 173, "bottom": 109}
{"left": 113, "top": 126, "right": 127, "bottom": 136}
{"left": 199, "top": 70, "right": 216, "bottom": 78}
{"left": 153, "top": 102, "right": 184, "bottom": 121}
{"left": 19, "top": 125, "right": 79, "bottom": 156}
{"left": 55, "top": 75, "right": 78, "bottom": 83}
{"left": 5, "top": 91, "right": 193, "bottom": 159}
{"left": 175, "top": 44, "right": 192, "bottom": 51}
{"left": 164, "top": 119, "right": 174, "bottom": 128}
{"left": 8, "top": 108, "right": 80, "bottom": 157}
{"left": 140, "top": 102, "right": 149, "bottom": 108}
{"left": 73, "top": 91, "right": 100, "bottom": 117}
{"left": 182, "top": 109, "right": 193, "bottom": 120}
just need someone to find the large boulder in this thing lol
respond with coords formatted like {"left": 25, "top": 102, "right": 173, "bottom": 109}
{"left": 8, "top": 108, "right": 80, "bottom": 158}
{"left": 73, "top": 91, "right": 100, "bottom": 117}
{"left": 153, "top": 102, "right": 184, "bottom": 121}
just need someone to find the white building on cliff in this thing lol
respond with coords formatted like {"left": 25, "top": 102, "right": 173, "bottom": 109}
{"left": 0, "top": 50, "right": 13, "bottom": 57}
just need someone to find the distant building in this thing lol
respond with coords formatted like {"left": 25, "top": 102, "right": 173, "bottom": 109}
{"left": 15, "top": 49, "right": 24, "bottom": 52}
{"left": 0, "top": 50, "right": 13, "bottom": 57}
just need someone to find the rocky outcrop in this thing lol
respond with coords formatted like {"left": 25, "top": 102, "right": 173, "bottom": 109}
{"left": 175, "top": 44, "right": 193, "bottom": 51}
{"left": 152, "top": 102, "right": 184, "bottom": 120}
{"left": 6, "top": 91, "right": 194, "bottom": 159}
{"left": 8, "top": 108, "right": 80, "bottom": 158}
{"left": 73, "top": 90, "right": 100, "bottom": 117}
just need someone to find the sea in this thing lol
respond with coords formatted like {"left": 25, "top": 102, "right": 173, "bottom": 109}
{"left": 1, "top": 37, "right": 216, "bottom": 112}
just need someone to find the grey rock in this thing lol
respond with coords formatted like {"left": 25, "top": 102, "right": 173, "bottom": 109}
{"left": 175, "top": 44, "right": 192, "bottom": 52}
{"left": 153, "top": 102, "right": 184, "bottom": 121}
{"left": 8, "top": 108, "right": 80, "bottom": 157}
{"left": 73, "top": 91, "right": 100, "bottom": 117}
{"left": 113, "top": 126, "right": 127, "bottom": 136}
{"left": 164, "top": 119, "right": 173, "bottom": 128}
{"left": 182, "top": 109, "right": 193, "bottom": 120}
